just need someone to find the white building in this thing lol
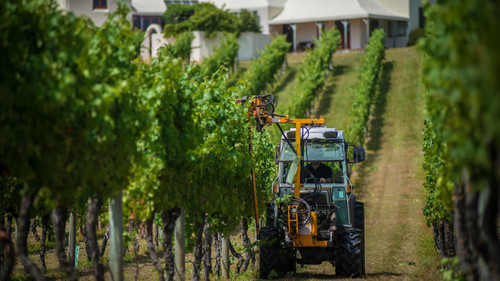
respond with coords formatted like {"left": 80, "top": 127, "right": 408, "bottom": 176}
{"left": 57, "top": 0, "right": 430, "bottom": 59}
{"left": 57, "top": 0, "right": 270, "bottom": 61}
{"left": 203, "top": 0, "right": 434, "bottom": 50}
{"left": 56, "top": 0, "right": 167, "bottom": 31}
{"left": 200, "top": 0, "right": 286, "bottom": 35}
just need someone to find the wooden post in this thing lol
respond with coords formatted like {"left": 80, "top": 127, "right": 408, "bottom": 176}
{"left": 14, "top": 218, "right": 17, "bottom": 244}
{"left": 341, "top": 20, "right": 350, "bottom": 50}
{"left": 392, "top": 20, "right": 397, "bottom": 48}
{"left": 174, "top": 209, "right": 185, "bottom": 281}
{"left": 68, "top": 211, "right": 76, "bottom": 265}
{"left": 221, "top": 235, "right": 230, "bottom": 279}
{"left": 315, "top": 22, "right": 324, "bottom": 39}
{"left": 290, "top": 24, "right": 297, "bottom": 52}
{"left": 362, "top": 18, "right": 370, "bottom": 47}
{"left": 109, "top": 190, "right": 123, "bottom": 281}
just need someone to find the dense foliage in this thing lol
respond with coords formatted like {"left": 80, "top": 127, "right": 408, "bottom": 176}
{"left": 238, "top": 9, "right": 261, "bottom": 33}
{"left": 407, "top": 27, "right": 424, "bottom": 46}
{"left": 421, "top": 1, "right": 500, "bottom": 279}
{"left": 158, "top": 31, "right": 194, "bottom": 63}
{"left": 346, "top": 29, "right": 385, "bottom": 146}
{"left": 0, "top": 0, "right": 275, "bottom": 280}
{"left": 163, "top": 4, "right": 195, "bottom": 25}
{"left": 0, "top": 1, "right": 145, "bottom": 279}
{"left": 199, "top": 33, "right": 239, "bottom": 78}
{"left": 164, "top": 3, "right": 260, "bottom": 37}
{"left": 288, "top": 28, "right": 341, "bottom": 118}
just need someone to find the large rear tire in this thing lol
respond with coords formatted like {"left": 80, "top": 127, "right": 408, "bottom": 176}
{"left": 335, "top": 227, "right": 362, "bottom": 277}
{"left": 354, "top": 201, "right": 365, "bottom": 274}
{"left": 281, "top": 247, "right": 296, "bottom": 274}
{"left": 259, "top": 227, "right": 280, "bottom": 279}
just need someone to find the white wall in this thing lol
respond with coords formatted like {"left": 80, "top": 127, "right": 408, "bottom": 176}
{"left": 140, "top": 24, "right": 170, "bottom": 59}
{"left": 324, "top": 21, "right": 336, "bottom": 31}
{"left": 269, "top": 25, "right": 282, "bottom": 36}
{"left": 296, "top": 22, "right": 318, "bottom": 45}
{"left": 256, "top": 7, "right": 270, "bottom": 35}
{"left": 141, "top": 29, "right": 270, "bottom": 62}
{"left": 190, "top": 32, "right": 224, "bottom": 62}
{"left": 191, "top": 32, "right": 270, "bottom": 62}
{"left": 66, "top": 0, "right": 126, "bottom": 26}
{"left": 237, "top": 32, "right": 271, "bottom": 61}
{"left": 56, "top": 0, "right": 68, "bottom": 10}
{"left": 403, "top": 0, "right": 427, "bottom": 46}
{"left": 350, "top": 19, "right": 367, "bottom": 49}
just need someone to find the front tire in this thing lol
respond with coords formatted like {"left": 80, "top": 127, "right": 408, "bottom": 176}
{"left": 259, "top": 227, "right": 280, "bottom": 279}
{"left": 335, "top": 227, "right": 363, "bottom": 277}
{"left": 281, "top": 247, "right": 296, "bottom": 274}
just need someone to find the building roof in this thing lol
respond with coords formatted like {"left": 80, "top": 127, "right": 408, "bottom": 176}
{"left": 203, "top": 0, "right": 285, "bottom": 10}
{"left": 131, "top": 0, "right": 167, "bottom": 14}
{"left": 268, "top": 0, "right": 407, "bottom": 25}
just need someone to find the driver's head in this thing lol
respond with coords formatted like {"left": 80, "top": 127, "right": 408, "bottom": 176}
{"left": 311, "top": 161, "right": 321, "bottom": 168}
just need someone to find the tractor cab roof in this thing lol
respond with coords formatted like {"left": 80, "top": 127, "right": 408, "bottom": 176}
{"left": 282, "top": 127, "right": 344, "bottom": 141}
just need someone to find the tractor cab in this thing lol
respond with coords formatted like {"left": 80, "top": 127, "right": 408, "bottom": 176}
{"left": 274, "top": 127, "right": 363, "bottom": 226}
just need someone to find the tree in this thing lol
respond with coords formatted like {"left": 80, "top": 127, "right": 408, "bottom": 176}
{"left": 421, "top": 1, "right": 500, "bottom": 279}
{"left": 163, "top": 3, "right": 261, "bottom": 37}
{"left": 238, "top": 9, "right": 261, "bottom": 33}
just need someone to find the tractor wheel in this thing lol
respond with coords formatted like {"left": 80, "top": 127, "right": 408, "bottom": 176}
{"left": 281, "top": 247, "right": 296, "bottom": 275}
{"left": 259, "top": 226, "right": 280, "bottom": 279}
{"left": 354, "top": 201, "right": 366, "bottom": 274}
{"left": 335, "top": 227, "right": 363, "bottom": 277}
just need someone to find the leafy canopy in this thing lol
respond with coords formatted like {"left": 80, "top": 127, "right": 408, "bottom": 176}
{"left": 163, "top": 3, "right": 261, "bottom": 37}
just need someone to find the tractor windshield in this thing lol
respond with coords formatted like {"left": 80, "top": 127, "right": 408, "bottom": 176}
{"left": 279, "top": 140, "right": 344, "bottom": 162}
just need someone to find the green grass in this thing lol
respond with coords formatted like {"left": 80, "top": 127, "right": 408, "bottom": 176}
{"left": 227, "top": 60, "right": 252, "bottom": 88}
{"left": 270, "top": 51, "right": 364, "bottom": 132}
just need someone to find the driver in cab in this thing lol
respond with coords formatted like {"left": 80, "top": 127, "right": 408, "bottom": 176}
{"left": 305, "top": 161, "right": 332, "bottom": 183}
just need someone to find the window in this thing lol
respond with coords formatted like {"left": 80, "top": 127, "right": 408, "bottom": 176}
{"left": 369, "top": 19, "right": 379, "bottom": 36}
{"left": 279, "top": 141, "right": 344, "bottom": 162}
{"left": 93, "top": 0, "right": 107, "bottom": 9}
{"left": 388, "top": 21, "right": 407, "bottom": 37}
{"left": 132, "top": 15, "right": 164, "bottom": 32}
{"left": 165, "top": 0, "right": 198, "bottom": 5}
{"left": 419, "top": 7, "right": 426, "bottom": 28}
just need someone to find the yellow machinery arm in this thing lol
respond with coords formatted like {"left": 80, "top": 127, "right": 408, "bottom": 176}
{"left": 238, "top": 95, "right": 325, "bottom": 237}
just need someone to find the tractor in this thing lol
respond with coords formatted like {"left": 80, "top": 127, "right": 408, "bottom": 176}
{"left": 240, "top": 95, "right": 366, "bottom": 279}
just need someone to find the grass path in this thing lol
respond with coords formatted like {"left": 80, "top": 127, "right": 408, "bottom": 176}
{"left": 354, "top": 47, "right": 441, "bottom": 280}
{"left": 280, "top": 47, "right": 442, "bottom": 280}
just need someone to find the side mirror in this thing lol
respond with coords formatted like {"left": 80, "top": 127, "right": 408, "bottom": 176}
{"left": 274, "top": 145, "right": 281, "bottom": 164}
{"left": 347, "top": 144, "right": 365, "bottom": 163}
{"left": 352, "top": 146, "right": 365, "bottom": 163}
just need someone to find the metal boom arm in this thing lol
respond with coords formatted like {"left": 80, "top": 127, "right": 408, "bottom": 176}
{"left": 238, "top": 95, "right": 325, "bottom": 236}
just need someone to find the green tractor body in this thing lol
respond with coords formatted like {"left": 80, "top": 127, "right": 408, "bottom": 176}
{"left": 260, "top": 127, "right": 366, "bottom": 279}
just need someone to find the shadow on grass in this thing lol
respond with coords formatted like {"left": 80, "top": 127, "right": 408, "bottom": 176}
{"left": 271, "top": 67, "right": 297, "bottom": 100}
{"left": 366, "top": 61, "right": 393, "bottom": 153}
{"left": 315, "top": 64, "right": 349, "bottom": 116}
{"left": 280, "top": 271, "right": 402, "bottom": 280}
{"left": 227, "top": 66, "right": 248, "bottom": 88}
{"left": 354, "top": 61, "right": 393, "bottom": 197}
